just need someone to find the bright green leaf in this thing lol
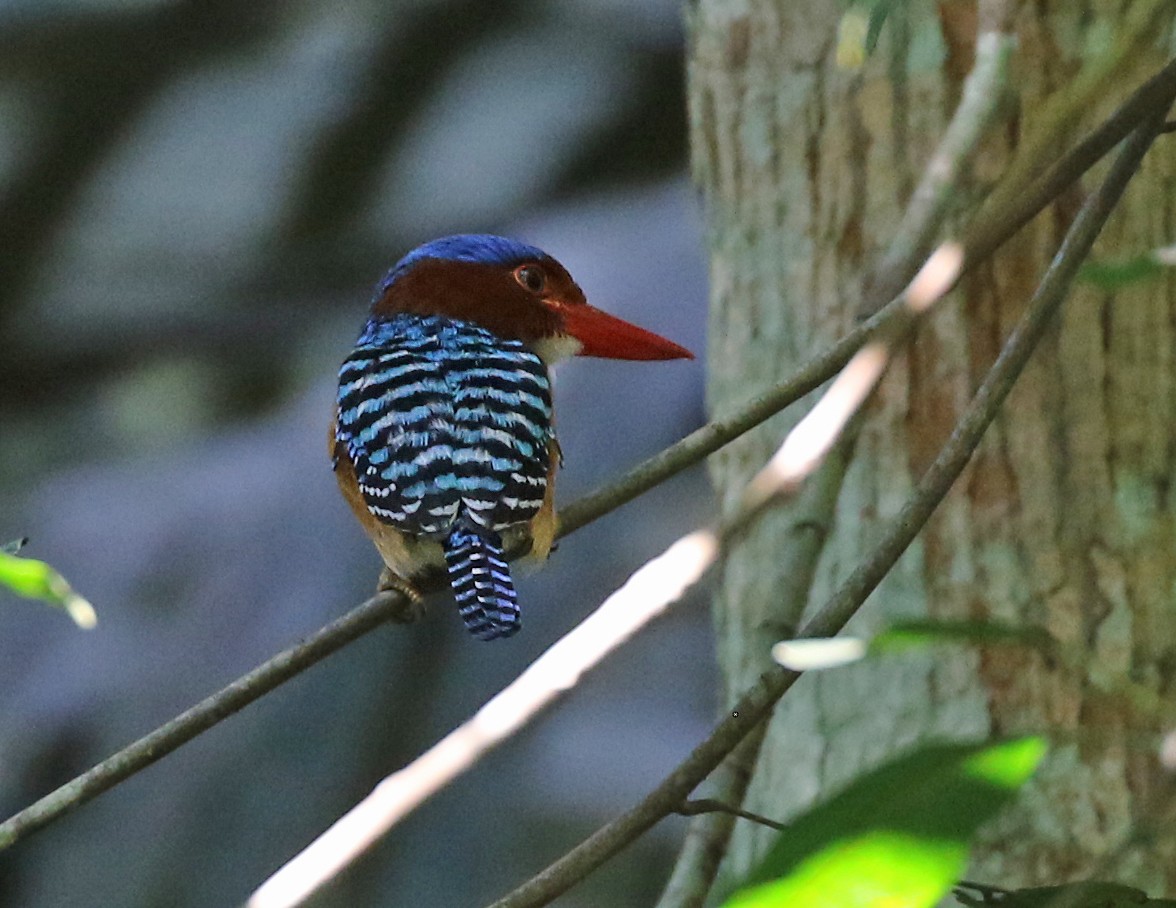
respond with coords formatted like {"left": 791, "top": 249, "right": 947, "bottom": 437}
{"left": 0, "top": 550, "right": 97, "bottom": 629}
{"left": 727, "top": 832, "right": 964, "bottom": 908}
{"left": 722, "top": 738, "right": 1047, "bottom": 908}
{"left": 962, "top": 737, "right": 1048, "bottom": 788}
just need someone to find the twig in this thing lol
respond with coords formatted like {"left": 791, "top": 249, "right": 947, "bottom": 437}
{"left": 0, "top": 587, "right": 416, "bottom": 850}
{"left": 485, "top": 111, "right": 1168, "bottom": 908}
{"left": 954, "top": 751, "right": 1176, "bottom": 908}
{"left": 966, "top": 52, "right": 1176, "bottom": 265}
{"left": 736, "top": 243, "right": 962, "bottom": 526}
{"left": 857, "top": 53, "right": 1176, "bottom": 317}
{"left": 641, "top": 254, "right": 964, "bottom": 908}
{"left": 675, "top": 799, "right": 787, "bottom": 833}
{"left": 555, "top": 326, "right": 869, "bottom": 539}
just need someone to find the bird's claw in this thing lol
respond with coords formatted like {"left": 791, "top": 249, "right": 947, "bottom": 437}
{"left": 377, "top": 568, "right": 427, "bottom": 624}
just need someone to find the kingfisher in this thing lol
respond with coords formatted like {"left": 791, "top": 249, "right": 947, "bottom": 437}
{"left": 332, "top": 234, "right": 692, "bottom": 641}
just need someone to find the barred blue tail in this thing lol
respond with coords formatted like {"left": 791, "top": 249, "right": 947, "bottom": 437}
{"left": 443, "top": 523, "right": 520, "bottom": 640}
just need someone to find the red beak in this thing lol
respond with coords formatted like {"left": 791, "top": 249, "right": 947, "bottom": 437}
{"left": 561, "top": 303, "right": 693, "bottom": 361}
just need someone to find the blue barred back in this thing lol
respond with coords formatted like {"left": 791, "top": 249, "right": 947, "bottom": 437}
{"left": 336, "top": 313, "right": 554, "bottom": 537}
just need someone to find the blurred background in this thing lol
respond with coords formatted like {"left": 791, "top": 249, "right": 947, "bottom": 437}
{"left": 0, "top": 1, "right": 716, "bottom": 905}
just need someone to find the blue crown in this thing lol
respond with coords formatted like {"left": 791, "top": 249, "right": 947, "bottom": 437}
{"left": 376, "top": 234, "right": 547, "bottom": 298}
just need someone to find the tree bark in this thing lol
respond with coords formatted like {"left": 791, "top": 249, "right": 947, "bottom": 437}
{"left": 690, "top": 0, "right": 1176, "bottom": 895}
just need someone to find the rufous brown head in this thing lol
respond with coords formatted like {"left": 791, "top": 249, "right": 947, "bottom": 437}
{"left": 371, "top": 234, "right": 693, "bottom": 363}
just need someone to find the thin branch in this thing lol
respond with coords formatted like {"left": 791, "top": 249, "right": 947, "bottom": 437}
{"left": 554, "top": 326, "right": 870, "bottom": 539}
{"left": 954, "top": 769, "right": 1176, "bottom": 906}
{"left": 1, "top": 53, "right": 1171, "bottom": 861}
{"left": 857, "top": 52, "right": 1176, "bottom": 316}
{"left": 0, "top": 587, "right": 416, "bottom": 850}
{"left": 965, "top": 53, "right": 1176, "bottom": 272}
{"left": 735, "top": 244, "right": 963, "bottom": 526}
{"left": 485, "top": 111, "right": 1168, "bottom": 908}
{"left": 675, "top": 799, "right": 787, "bottom": 833}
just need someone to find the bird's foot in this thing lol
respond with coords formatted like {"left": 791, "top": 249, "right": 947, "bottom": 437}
{"left": 377, "top": 568, "right": 427, "bottom": 624}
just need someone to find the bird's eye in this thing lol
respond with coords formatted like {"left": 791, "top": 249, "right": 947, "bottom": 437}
{"left": 514, "top": 264, "right": 546, "bottom": 293}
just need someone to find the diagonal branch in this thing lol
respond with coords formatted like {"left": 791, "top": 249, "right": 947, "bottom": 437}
{"left": 0, "top": 586, "right": 412, "bottom": 850}
{"left": 975, "top": 0, "right": 1172, "bottom": 228}
{"left": 484, "top": 110, "right": 1170, "bottom": 908}
{"left": 657, "top": 433, "right": 858, "bottom": 907}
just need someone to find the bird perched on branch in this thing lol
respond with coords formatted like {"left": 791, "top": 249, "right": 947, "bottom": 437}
{"left": 332, "top": 234, "right": 691, "bottom": 641}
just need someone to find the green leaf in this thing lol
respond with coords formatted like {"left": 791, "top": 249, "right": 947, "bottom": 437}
{"left": 1078, "top": 255, "right": 1164, "bottom": 290}
{"left": 872, "top": 619, "right": 1055, "bottom": 654}
{"left": 722, "top": 738, "right": 1047, "bottom": 908}
{"left": 0, "top": 550, "right": 97, "bottom": 628}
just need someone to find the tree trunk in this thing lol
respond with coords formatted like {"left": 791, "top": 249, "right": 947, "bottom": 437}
{"left": 690, "top": 0, "right": 1176, "bottom": 895}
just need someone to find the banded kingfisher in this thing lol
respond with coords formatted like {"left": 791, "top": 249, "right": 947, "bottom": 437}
{"left": 332, "top": 234, "right": 691, "bottom": 641}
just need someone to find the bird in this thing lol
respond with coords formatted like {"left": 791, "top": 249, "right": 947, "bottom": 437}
{"left": 331, "top": 234, "right": 692, "bottom": 641}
